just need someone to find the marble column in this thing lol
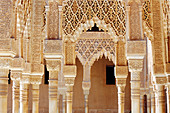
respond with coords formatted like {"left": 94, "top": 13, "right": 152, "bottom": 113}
{"left": 66, "top": 85, "right": 74, "bottom": 113}
{"left": 117, "top": 85, "right": 125, "bottom": 113}
{"left": 130, "top": 71, "right": 142, "bottom": 113}
{"left": 115, "top": 66, "right": 128, "bottom": 113}
{"left": 140, "top": 94, "right": 144, "bottom": 113}
{"left": 12, "top": 80, "right": 20, "bottom": 113}
{"left": 46, "top": 59, "right": 61, "bottom": 113}
{"left": 167, "top": 85, "right": 170, "bottom": 113}
{"left": 20, "top": 83, "right": 29, "bottom": 113}
{"left": 82, "top": 65, "right": 91, "bottom": 113}
{"left": 32, "top": 84, "right": 40, "bottom": 113}
{"left": 82, "top": 82, "right": 91, "bottom": 113}
{"left": 151, "top": 89, "right": 155, "bottom": 113}
{"left": 155, "top": 85, "right": 166, "bottom": 113}
{"left": 0, "top": 69, "right": 9, "bottom": 113}
{"left": 62, "top": 94, "right": 66, "bottom": 113}
{"left": 147, "top": 94, "right": 151, "bottom": 113}
{"left": 126, "top": 40, "right": 146, "bottom": 113}
{"left": 49, "top": 70, "right": 58, "bottom": 113}
{"left": 64, "top": 65, "right": 77, "bottom": 113}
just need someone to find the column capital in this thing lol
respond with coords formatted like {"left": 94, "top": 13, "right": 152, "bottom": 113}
{"left": 46, "top": 59, "right": 61, "bottom": 71}
{"left": 11, "top": 71, "right": 22, "bottom": 81}
{"left": 65, "top": 77, "right": 75, "bottom": 86}
{"left": 82, "top": 81, "right": 91, "bottom": 95}
{"left": 128, "top": 59, "right": 143, "bottom": 72}
{"left": 115, "top": 66, "right": 128, "bottom": 78}
{"left": 30, "top": 75, "right": 42, "bottom": 84}
{"left": 154, "top": 76, "right": 167, "bottom": 85}
{"left": 116, "top": 78, "right": 127, "bottom": 87}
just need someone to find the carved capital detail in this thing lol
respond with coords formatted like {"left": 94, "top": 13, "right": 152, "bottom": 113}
{"left": 20, "top": 74, "right": 30, "bottom": 84}
{"left": 116, "top": 78, "right": 127, "bottom": 86}
{"left": 46, "top": 59, "right": 61, "bottom": 71}
{"left": 155, "top": 77, "right": 167, "bottom": 85}
{"left": 128, "top": 59, "right": 143, "bottom": 72}
{"left": 82, "top": 81, "right": 91, "bottom": 90}
{"left": 30, "top": 75, "right": 42, "bottom": 84}
{"left": 64, "top": 77, "right": 75, "bottom": 86}
{"left": 11, "top": 71, "right": 22, "bottom": 81}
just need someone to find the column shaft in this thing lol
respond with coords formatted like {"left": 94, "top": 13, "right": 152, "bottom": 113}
{"left": 32, "top": 84, "right": 40, "bottom": 113}
{"left": 155, "top": 85, "right": 165, "bottom": 113}
{"left": 85, "top": 95, "right": 89, "bottom": 113}
{"left": 63, "top": 94, "right": 66, "bottom": 113}
{"left": 151, "top": 92, "right": 155, "bottom": 113}
{"left": 140, "top": 95, "right": 144, "bottom": 113}
{"left": 167, "top": 86, "right": 170, "bottom": 113}
{"left": 20, "top": 83, "right": 29, "bottom": 113}
{"left": 12, "top": 80, "right": 20, "bottom": 113}
{"left": 66, "top": 86, "right": 73, "bottom": 113}
{"left": 49, "top": 85, "right": 58, "bottom": 113}
{"left": 118, "top": 86, "right": 125, "bottom": 113}
{"left": 0, "top": 69, "right": 9, "bottom": 113}
{"left": 131, "top": 71, "right": 141, "bottom": 113}
{"left": 147, "top": 95, "right": 151, "bottom": 113}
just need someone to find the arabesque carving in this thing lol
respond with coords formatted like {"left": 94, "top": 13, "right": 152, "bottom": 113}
{"left": 75, "top": 38, "right": 115, "bottom": 66}
{"left": 62, "top": 0, "right": 126, "bottom": 41}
